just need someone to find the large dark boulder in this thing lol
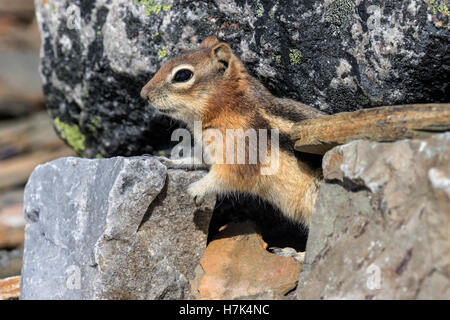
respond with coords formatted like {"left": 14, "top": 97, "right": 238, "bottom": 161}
{"left": 35, "top": 0, "right": 449, "bottom": 157}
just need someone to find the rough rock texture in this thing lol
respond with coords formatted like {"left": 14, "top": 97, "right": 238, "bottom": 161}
{"left": 20, "top": 156, "right": 215, "bottom": 300}
{"left": 191, "top": 222, "right": 301, "bottom": 300}
{"left": 34, "top": 0, "right": 449, "bottom": 157}
{"left": 297, "top": 132, "right": 450, "bottom": 300}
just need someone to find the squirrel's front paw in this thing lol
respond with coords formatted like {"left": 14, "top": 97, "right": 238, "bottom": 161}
{"left": 155, "top": 156, "right": 207, "bottom": 171}
{"left": 187, "top": 180, "right": 206, "bottom": 206}
{"left": 155, "top": 156, "right": 177, "bottom": 167}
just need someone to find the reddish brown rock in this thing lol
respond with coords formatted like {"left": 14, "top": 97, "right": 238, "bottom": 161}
{"left": 0, "top": 276, "right": 20, "bottom": 300}
{"left": 0, "top": 203, "right": 25, "bottom": 249}
{"left": 192, "top": 222, "right": 302, "bottom": 300}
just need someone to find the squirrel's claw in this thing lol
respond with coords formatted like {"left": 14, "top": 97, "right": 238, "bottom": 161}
{"left": 187, "top": 180, "right": 207, "bottom": 206}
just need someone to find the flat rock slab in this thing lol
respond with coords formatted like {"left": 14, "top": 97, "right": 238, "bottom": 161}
{"left": 292, "top": 103, "right": 450, "bottom": 155}
{"left": 0, "top": 276, "right": 20, "bottom": 300}
{"left": 298, "top": 132, "right": 450, "bottom": 299}
{"left": 20, "top": 156, "right": 215, "bottom": 300}
{"left": 192, "top": 222, "right": 301, "bottom": 300}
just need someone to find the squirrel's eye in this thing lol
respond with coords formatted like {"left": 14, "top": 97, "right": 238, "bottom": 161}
{"left": 173, "top": 69, "right": 193, "bottom": 83}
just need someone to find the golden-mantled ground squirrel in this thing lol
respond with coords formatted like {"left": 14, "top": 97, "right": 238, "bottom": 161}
{"left": 141, "top": 36, "right": 325, "bottom": 225}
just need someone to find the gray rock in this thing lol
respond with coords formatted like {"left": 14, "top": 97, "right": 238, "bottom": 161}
{"left": 34, "top": 0, "right": 449, "bottom": 157}
{"left": 20, "top": 156, "right": 215, "bottom": 299}
{"left": 297, "top": 133, "right": 450, "bottom": 299}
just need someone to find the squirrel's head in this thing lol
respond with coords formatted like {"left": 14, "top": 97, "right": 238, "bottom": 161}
{"left": 140, "top": 36, "right": 247, "bottom": 125}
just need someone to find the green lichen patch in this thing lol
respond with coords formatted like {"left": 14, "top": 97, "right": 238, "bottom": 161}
{"left": 157, "top": 46, "right": 167, "bottom": 60}
{"left": 86, "top": 116, "right": 102, "bottom": 137}
{"left": 358, "top": 93, "right": 370, "bottom": 106}
{"left": 430, "top": 0, "right": 449, "bottom": 15}
{"left": 272, "top": 53, "right": 282, "bottom": 63}
{"left": 289, "top": 49, "right": 302, "bottom": 65}
{"left": 429, "top": 0, "right": 449, "bottom": 29}
{"left": 134, "top": 0, "right": 172, "bottom": 16}
{"left": 325, "top": 0, "right": 356, "bottom": 36}
{"left": 90, "top": 116, "right": 101, "bottom": 128}
{"left": 256, "top": 0, "right": 263, "bottom": 17}
{"left": 151, "top": 31, "right": 160, "bottom": 39}
{"left": 53, "top": 117, "right": 86, "bottom": 155}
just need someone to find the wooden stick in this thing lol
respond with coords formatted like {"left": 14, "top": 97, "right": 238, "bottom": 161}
{"left": 291, "top": 104, "right": 450, "bottom": 155}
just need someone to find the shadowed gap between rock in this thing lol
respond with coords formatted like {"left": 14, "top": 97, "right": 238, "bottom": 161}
{"left": 325, "top": 177, "right": 372, "bottom": 193}
{"left": 208, "top": 194, "right": 309, "bottom": 252}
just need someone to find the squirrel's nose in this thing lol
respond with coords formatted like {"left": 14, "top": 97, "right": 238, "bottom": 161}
{"left": 140, "top": 85, "right": 150, "bottom": 100}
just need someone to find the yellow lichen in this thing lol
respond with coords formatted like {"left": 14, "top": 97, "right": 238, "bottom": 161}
{"left": 289, "top": 49, "right": 302, "bottom": 65}
{"left": 158, "top": 46, "right": 167, "bottom": 60}
{"left": 53, "top": 117, "right": 86, "bottom": 155}
{"left": 134, "top": 0, "right": 172, "bottom": 16}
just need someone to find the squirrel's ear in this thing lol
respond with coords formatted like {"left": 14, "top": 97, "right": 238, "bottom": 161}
{"left": 211, "top": 42, "right": 232, "bottom": 73}
{"left": 200, "top": 36, "right": 219, "bottom": 48}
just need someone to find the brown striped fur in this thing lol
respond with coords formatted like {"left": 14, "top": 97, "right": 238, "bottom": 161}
{"left": 141, "top": 36, "right": 325, "bottom": 225}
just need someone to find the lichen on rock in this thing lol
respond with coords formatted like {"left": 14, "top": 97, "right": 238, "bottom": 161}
{"left": 34, "top": 0, "right": 450, "bottom": 157}
{"left": 53, "top": 117, "right": 86, "bottom": 155}
{"left": 324, "top": 0, "right": 356, "bottom": 36}
{"left": 133, "top": 0, "right": 172, "bottom": 16}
